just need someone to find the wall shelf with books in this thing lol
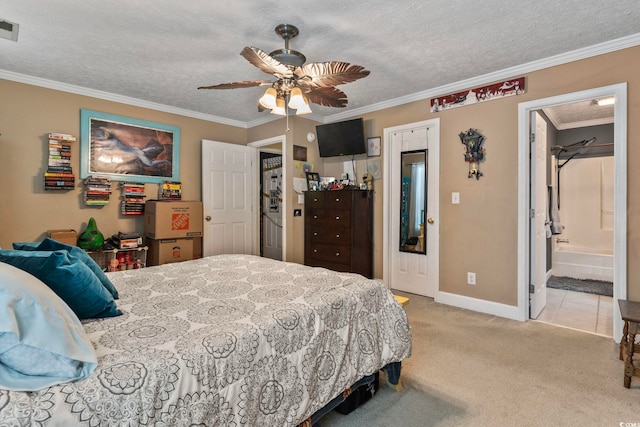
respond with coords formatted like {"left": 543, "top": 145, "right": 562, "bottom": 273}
{"left": 121, "top": 182, "right": 146, "bottom": 215}
{"left": 44, "top": 132, "right": 75, "bottom": 190}
{"left": 158, "top": 181, "right": 182, "bottom": 200}
{"left": 84, "top": 176, "right": 112, "bottom": 206}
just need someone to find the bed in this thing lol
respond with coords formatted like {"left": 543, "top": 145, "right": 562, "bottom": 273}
{"left": 0, "top": 253, "right": 411, "bottom": 426}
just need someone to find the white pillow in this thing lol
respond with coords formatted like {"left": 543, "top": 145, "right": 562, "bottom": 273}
{"left": 0, "top": 262, "right": 97, "bottom": 391}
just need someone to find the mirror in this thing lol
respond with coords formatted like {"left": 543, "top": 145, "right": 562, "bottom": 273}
{"left": 400, "top": 150, "right": 427, "bottom": 254}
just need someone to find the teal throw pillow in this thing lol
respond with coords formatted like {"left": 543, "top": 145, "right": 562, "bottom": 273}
{"left": 0, "top": 249, "right": 121, "bottom": 319}
{"left": 13, "top": 238, "right": 119, "bottom": 299}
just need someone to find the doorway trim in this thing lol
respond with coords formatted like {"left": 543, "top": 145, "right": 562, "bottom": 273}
{"left": 248, "top": 135, "right": 287, "bottom": 261}
{"left": 516, "top": 83, "right": 627, "bottom": 341}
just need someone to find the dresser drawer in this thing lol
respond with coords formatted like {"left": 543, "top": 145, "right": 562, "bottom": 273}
{"left": 306, "top": 193, "right": 325, "bottom": 209}
{"left": 325, "top": 194, "right": 351, "bottom": 209}
{"left": 308, "top": 243, "right": 351, "bottom": 264}
{"left": 305, "top": 192, "right": 352, "bottom": 209}
{"left": 307, "top": 209, "right": 351, "bottom": 227}
{"left": 309, "top": 227, "right": 351, "bottom": 245}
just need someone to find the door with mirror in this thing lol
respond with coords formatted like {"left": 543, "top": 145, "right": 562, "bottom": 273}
{"left": 387, "top": 122, "right": 439, "bottom": 297}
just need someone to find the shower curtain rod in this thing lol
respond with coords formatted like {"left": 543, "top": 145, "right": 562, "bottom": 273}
{"left": 551, "top": 142, "right": 613, "bottom": 152}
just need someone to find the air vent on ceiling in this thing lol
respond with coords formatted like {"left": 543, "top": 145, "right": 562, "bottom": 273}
{"left": 0, "top": 19, "right": 19, "bottom": 42}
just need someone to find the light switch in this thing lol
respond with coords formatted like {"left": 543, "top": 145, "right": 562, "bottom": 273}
{"left": 452, "top": 192, "right": 460, "bottom": 204}
{"left": 298, "top": 194, "right": 305, "bottom": 204}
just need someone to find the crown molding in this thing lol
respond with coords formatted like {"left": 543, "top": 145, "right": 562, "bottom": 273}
{"left": 0, "top": 70, "right": 248, "bottom": 128}
{"left": 324, "top": 32, "right": 640, "bottom": 124}
{"left": 2, "top": 33, "right": 639, "bottom": 129}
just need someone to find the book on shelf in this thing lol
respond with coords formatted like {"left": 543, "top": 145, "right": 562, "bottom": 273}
{"left": 45, "top": 173, "right": 74, "bottom": 178}
{"left": 48, "top": 132, "right": 76, "bottom": 142}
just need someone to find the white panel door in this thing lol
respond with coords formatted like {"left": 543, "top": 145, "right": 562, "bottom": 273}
{"left": 530, "top": 111, "right": 548, "bottom": 318}
{"left": 388, "top": 125, "right": 439, "bottom": 297}
{"left": 201, "top": 140, "right": 255, "bottom": 256}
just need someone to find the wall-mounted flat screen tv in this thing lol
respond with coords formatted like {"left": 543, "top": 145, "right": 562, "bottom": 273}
{"left": 316, "top": 118, "right": 366, "bottom": 157}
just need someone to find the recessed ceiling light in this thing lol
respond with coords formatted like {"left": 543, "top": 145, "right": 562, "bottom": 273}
{"left": 0, "top": 19, "right": 19, "bottom": 42}
{"left": 595, "top": 97, "right": 615, "bottom": 106}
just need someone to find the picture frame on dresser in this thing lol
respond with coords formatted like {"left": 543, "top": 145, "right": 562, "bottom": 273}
{"left": 79, "top": 109, "right": 180, "bottom": 184}
{"left": 306, "top": 172, "right": 320, "bottom": 191}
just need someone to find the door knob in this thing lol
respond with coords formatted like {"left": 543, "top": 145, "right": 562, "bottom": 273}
{"left": 205, "top": 216, "right": 211, "bottom": 221}
{"left": 427, "top": 217, "right": 435, "bottom": 224}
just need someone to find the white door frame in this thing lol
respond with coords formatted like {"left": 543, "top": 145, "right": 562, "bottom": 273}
{"left": 383, "top": 118, "right": 440, "bottom": 295}
{"left": 517, "top": 83, "right": 627, "bottom": 342}
{"left": 248, "top": 135, "right": 287, "bottom": 261}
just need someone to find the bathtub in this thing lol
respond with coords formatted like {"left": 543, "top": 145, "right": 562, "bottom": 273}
{"left": 552, "top": 245, "right": 613, "bottom": 282}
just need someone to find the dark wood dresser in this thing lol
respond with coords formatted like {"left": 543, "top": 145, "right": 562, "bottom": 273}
{"left": 304, "top": 189, "right": 373, "bottom": 278}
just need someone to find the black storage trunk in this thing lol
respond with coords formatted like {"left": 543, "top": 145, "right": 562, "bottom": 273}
{"left": 335, "top": 372, "right": 379, "bottom": 415}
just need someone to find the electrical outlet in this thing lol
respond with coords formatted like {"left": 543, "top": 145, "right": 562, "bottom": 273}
{"left": 452, "top": 192, "right": 460, "bottom": 204}
{"left": 467, "top": 272, "right": 476, "bottom": 285}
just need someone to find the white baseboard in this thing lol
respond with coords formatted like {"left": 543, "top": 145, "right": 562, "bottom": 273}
{"left": 435, "top": 291, "right": 524, "bottom": 321}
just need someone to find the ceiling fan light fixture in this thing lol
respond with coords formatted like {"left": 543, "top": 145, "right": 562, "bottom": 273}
{"left": 288, "top": 87, "right": 306, "bottom": 109}
{"left": 259, "top": 87, "right": 277, "bottom": 110}
{"left": 295, "top": 96, "right": 312, "bottom": 115}
{"left": 271, "top": 97, "right": 286, "bottom": 116}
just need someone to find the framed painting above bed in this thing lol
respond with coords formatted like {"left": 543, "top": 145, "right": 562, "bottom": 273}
{"left": 79, "top": 109, "right": 180, "bottom": 183}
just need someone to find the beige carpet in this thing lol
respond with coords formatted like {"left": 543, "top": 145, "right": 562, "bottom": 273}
{"left": 319, "top": 292, "right": 639, "bottom": 426}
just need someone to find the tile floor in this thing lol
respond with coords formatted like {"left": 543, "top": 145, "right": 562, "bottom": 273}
{"left": 535, "top": 288, "right": 613, "bottom": 337}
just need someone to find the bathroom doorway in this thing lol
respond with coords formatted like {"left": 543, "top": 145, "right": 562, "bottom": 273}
{"left": 518, "top": 83, "right": 627, "bottom": 342}
{"left": 534, "top": 108, "right": 615, "bottom": 336}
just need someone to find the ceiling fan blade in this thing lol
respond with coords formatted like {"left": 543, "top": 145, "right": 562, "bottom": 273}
{"left": 241, "top": 47, "right": 293, "bottom": 78}
{"left": 306, "top": 86, "right": 348, "bottom": 108}
{"left": 295, "top": 62, "right": 370, "bottom": 87}
{"left": 197, "top": 80, "right": 272, "bottom": 90}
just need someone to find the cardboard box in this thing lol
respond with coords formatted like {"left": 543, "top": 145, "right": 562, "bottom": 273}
{"left": 47, "top": 229, "right": 77, "bottom": 246}
{"left": 147, "top": 237, "right": 194, "bottom": 266}
{"left": 144, "top": 201, "right": 203, "bottom": 239}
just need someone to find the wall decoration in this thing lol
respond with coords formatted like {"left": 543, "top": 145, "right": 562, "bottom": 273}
{"left": 459, "top": 128, "right": 486, "bottom": 180}
{"left": 295, "top": 161, "right": 313, "bottom": 178}
{"left": 430, "top": 77, "right": 525, "bottom": 112}
{"left": 367, "top": 137, "right": 381, "bottom": 157}
{"left": 80, "top": 109, "right": 180, "bottom": 183}
{"left": 366, "top": 159, "right": 382, "bottom": 179}
{"left": 293, "top": 145, "right": 307, "bottom": 161}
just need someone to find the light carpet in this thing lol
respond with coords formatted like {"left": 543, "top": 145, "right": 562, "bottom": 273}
{"left": 318, "top": 292, "right": 639, "bottom": 426}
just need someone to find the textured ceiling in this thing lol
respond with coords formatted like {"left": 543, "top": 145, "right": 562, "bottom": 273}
{"left": 1, "top": 1, "right": 639, "bottom": 127}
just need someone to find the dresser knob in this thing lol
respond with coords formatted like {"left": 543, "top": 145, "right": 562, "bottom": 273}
{"left": 336, "top": 234, "right": 340, "bottom": 238}
{"left": 335, "top": 216, "right": 340, "bottom": 220}
{"left": 314, "top": 232, "right": 318, "bottom": 236}
{"left": 335, "top": 252, "right": 340, "bottom": 256}
{"left": 313, "top": 249, "right": 318, "bottom": 253}
{"left": 313, "top": 215, "right": 318, "bottom": 219}
{"left": 335, "top": 198, "right": 340, "bottom": 202}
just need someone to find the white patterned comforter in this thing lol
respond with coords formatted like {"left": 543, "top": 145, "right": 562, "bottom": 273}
{"left": 0, "top": 254, "right": 412, "bottom": 426}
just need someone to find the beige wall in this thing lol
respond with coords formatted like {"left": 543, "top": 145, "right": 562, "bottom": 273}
{"left": 2, "top": 44, "right": 639, "bottom": 304}
{"left": 0, "top": 79, "right": 246, "bottom": 248}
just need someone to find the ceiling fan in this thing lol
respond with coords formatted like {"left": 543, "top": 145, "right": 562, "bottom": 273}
{"left": 197, "top": 24, "right": 370, "bottom": 116}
